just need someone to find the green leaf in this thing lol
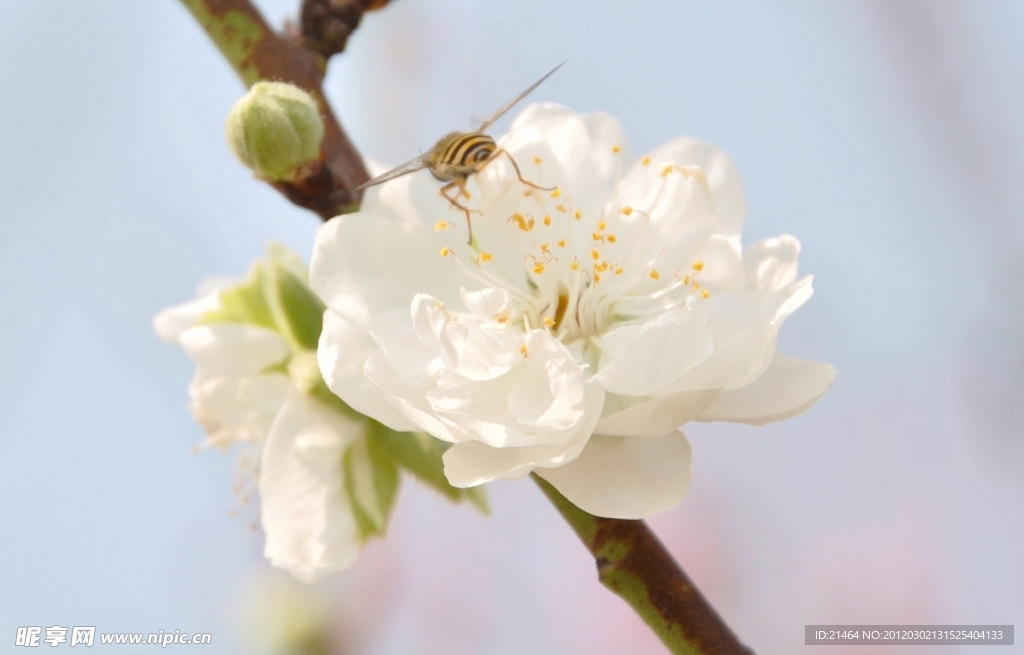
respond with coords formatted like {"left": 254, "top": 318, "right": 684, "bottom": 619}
{"left": 343, "top": 431, "right": 400, "bottom": 541}
{"left": 368, "top": 422, "right": 490, "bottom": 515}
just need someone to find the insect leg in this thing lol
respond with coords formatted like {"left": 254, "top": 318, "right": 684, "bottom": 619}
{"left": 440, "top": 180, "right": 482, "bottom": 244}
{"left": 480, "top": 148, "right": 554, "bottom": 191}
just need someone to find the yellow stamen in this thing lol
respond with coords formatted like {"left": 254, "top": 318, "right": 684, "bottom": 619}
{"left": 702, "top": 289, "right": 711, "bottom": 299}
{"left": 533, "top": 262, "right": 545, "bottom": 274}
{"left": 614, "top": 267, "right": 624, "bottom": 274}
{"left": 622, "top": 206, "right": 633, "bottom": 216}
{"left": 591, "top": 250, "right": 600, "bottom": 261}
{"left": 650, "top": 269, "right": 660, "bottom": 280}
{"left": 612, "top": 145, "right": 621, "bottom": 153}
{"left": 544, "top": 317, "right": 555, "bottom": 327}
{"left": 435, "top": 221, "right": 450, "bottom": 231}
{"left": 597, "top": 221, "right": 607, "bottom": 230}
{"left": 593, "top": 232, "right": 603, "bottom": 241}
{"left": 520, "top": 344, "right": 529, "bottom": 357}
{"left": 528, "top": 217, "right": 535, "bottom": 230}
{"left": 607, "top": 234, "right": 617, "bottom": 243}
{"left": 543, "top": 215, "right": 552, "bottom": 226}
{"left": 556, "top": 204, "right": 567, "bottom": 213}
{"left": 479, "top": 252, "right": 493, "bottom": 263}
{"left": 534, "top": 156, "right": 542, "bottom": 164}
{"left": 692, "top": 261, "right": 705, "bottom": 272}
{"left": 570, "top": 260, "right": 580, "bottom": 271}
{"left": 550, "top": 188, "right": 562, "bottom": 198}
{"left": 594, "top": 273, "right": 601, "bottom": 283}
{"left": 440, "top": 247, "right": 451, "bottom": 257}
{"left": 642, "top": 156, "right": 651, "bottom": 166}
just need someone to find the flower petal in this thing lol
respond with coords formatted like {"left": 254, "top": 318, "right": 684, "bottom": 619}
{"left": 260, "top": 390, "right": 365, "bottom": 583}
{"left": 441, "top": 381, "right": 603, "bottom": 485}
{"left": 595, "top": 389, "right": 721, "bottom": 438}
{"left": 309, "top": 212, "right": 474, "bottom": 325}
{"left": 179, "top": 323, "right": 289, "bottom": 377}
{"left": 318, "top": 310, "right": 419, "bottom": 433}
{"left": 594, "top": 314, "right": 713, "bottom": 396}
{"left": 696, "top": 354, "right": 837, "bottom": 425}
{"left": 536, "top": 432, "right": 693, "bottom": 519}
{"left": 744, "top": 235, "right": 801, "bottom": 291}
{"left": 642, "top": 135, "right": 747, "bottom": 240}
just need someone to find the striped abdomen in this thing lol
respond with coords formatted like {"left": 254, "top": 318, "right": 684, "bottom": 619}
{"left": 427, "top": 131, "right": 497, "bottom": 181}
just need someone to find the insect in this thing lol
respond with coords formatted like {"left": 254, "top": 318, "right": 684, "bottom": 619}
{"left": 358, "top": 63, "right": 564, "bottom": 243}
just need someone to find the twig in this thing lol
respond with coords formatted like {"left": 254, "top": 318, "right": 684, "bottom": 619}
{"left": 178, "top": 0, "right": 385, "bottom": 218}
{"left": 533, "top": 474, "right": 756, "bottom": 655}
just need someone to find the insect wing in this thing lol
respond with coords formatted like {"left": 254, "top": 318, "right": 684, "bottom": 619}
{"left": 357, "top": 155, "right": 428, "bottom": 189}
{"left": 477, "top": 61, "right": 565, "bottom": 131}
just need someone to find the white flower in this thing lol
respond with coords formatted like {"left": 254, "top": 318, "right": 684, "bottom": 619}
{"left": 155, "top": 247, "right": 377, "bottom": 582}
{"left": 311, "top": 104, "right": 836, "bottom": 519}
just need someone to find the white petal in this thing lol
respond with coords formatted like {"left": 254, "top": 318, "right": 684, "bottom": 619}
{"left": 697, "top": 354, "right": 837, "bottom": 425}
{"left": 642, "top": 136, "right": 747, "bottom": 239}
{"left": 536, "top": 432, "right": 693, "bottom": 519}
{"left": 595, "top": 389, "right": 721, "bottom": 438}
{"left": 744, "top": 235, "right": 801, "bottom": 291}
{"left": 594, "top": 314, "right": 713, "bottom": 396}
{"left": 153, "top": 288, "right": 224, "bottom": 343}
{"left": 412, "top": 294, "right": 521, "bottom": 381}
{"left": 189, "top": 372, "right": 291, "bottom": 449}
{"left": 318, "top": 310, "right": 419, "bottom": 433}
{"left": 441, "top": 381, "right": 604, "bottom": 485}
{"left": 260, "top": 390, "right": 365, "bottom": 583}
{"left": 179, "top": 323, "right": 289, "bottom": 377}
{"left": 309, "top": 212, "right": 474, "bottom": 325}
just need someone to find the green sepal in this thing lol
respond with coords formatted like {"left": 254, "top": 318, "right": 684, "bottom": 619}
{"left": 262, "top": 247, "right": 326, "bottom": 351}
{"left": 202, "top": 263, "right": 276, "bottom": 330}
{"left": 369, "top": 422, "right": 490, "bottom": 515}
{"left": 343, "top": 431, "right": 400, "bottom": 541}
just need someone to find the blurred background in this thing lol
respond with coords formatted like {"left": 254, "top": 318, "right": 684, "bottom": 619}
{"left": 1, "top": 0, "right": 1022, "bottom": 652}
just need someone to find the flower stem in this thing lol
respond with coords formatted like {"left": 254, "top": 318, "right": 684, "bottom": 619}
{"left": 177, "top": 0, "right": 372, "bottom": 217}
{"left": 531, "top": 474, "right": 755, "bottom": 655}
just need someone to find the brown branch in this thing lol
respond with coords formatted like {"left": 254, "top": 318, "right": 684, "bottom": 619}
{"left": 180, "top": 0, "right": 389, "bottom": 218}
{"left": 533, "top": 474, "right": 756, "bottom": 655}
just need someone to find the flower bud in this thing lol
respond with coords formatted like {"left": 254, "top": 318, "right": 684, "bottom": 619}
{"left": 226, "top": 82, "right": 325, "bottom": 181}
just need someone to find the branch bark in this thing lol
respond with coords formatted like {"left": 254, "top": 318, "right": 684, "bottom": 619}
{"left": 179, "top": 0, "right": 377, "bottom": 218}
{"left": 533, "top": 474, "right": 756, "bottom": 655}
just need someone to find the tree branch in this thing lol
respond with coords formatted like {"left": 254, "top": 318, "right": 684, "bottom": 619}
{"left": 179, "top": 0, "right": 381, "bottom": 218}
{"left": 532, "top": 474, "right": 756, "bottom": 655}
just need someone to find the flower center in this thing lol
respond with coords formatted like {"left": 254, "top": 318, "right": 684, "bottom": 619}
{"left": 436, "top": 151, "right": 714, "bottom": 345}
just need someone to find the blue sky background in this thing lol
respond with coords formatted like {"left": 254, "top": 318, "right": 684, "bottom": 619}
{"left": 1, "top": 1, "right": 1022, "bottom": 653}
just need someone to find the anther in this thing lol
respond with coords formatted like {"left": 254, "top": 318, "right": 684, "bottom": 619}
{"left": 574, "top": 209, "right": 582, "bottom": 220}
{"left": 543, "top": 215, "right": 552, "bottom": 226}
{"left": 520, "top": 344, "right": 529, "bottom": 357}
{"left": 607, "top": 234, "right": 617, "bottom": 243}
{"left": 650, "top": 269, "right": 660, "bottom": 280}
{"left": 550, "top": 188, "right": 562, "bottom": 198}
{"left": 544, "top": 317, "right": 555, "bottom": 327}
{"left": 615, "top": 267, "right": 624, "bottom": 274}
{"left": 533, "top": 262, "right": 545, "bottom": 274}
{"left": 478, "top": 252, "right": 493, "bottom": 263}
{"left": 593, "top": 232, "right": 603, "bottom": 241}
{"left": 622, "top": 206, "right": 633, "bottom": 216}
{"left": 702, "top": 289, "right": 711, "bottom": 299}
{"left": 569, "top": 260, "right": 580, "bottom": 271}
{"left": 534, "top": 156, "right": 542, "bottom": 164}
{"left": 556, "top": 204, "right": 567, "bottom": 213}
{"left": 692, "top": 261, "right": 705, "bottom": 272}
{"left": 642, "top": 156, "right": 651, "bottom": 166}
{"left": 435, "top": 221, "right": 451, "bottom": 231}
{"left": 591, "top": 250, "right": 600, "bottom": 261}
{"left": 440, "top": 247, "right": 451, "bottom": 257}
{"left": 612, "top": 146, "right": 621, "bottom": 153}
{"left": 597, "top": 221, "right": 607, "bottom": 230}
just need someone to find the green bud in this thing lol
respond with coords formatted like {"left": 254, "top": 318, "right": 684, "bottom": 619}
{"left": 226, "top": 81, "right": 325, "bottom": 181}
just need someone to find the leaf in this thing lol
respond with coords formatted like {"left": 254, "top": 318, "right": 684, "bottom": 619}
{"left": 343, "top": 431, "right": 400, "bottom": 541}
{"left": 369, "top": 422, "right": 490, "bottom": 515}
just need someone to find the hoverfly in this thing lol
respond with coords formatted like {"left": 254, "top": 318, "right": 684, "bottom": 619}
{"left": 358, "top": 63, "right": 564, "bottom": 242}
